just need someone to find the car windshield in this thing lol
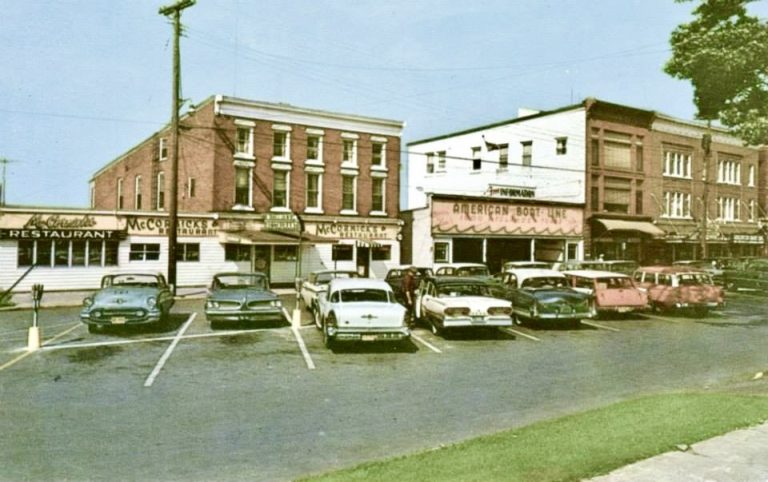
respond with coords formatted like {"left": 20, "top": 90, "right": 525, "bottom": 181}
{"left": 678, "top": 273, "right": 712, "bottom": 286}
{"left": 437, "top": 283, "right": 491, "bottom": 297}
{"left": 111, "top": 274, "right": 159, "bottom": 288}
{"left": 339, "top": 288, "right": 391, "bottom": 303}
{"left": 455, "top": 266, "right": 489, "bottom": 277}
{"left": 521, "top": 277, "right": 568, "bottom": 289}
{"left": 214, "top": 275, "right": 267, "bottom": 290}
{"left": 316, "top": 272, "right": 355, "bottom": 284}
{"left": 596, "top": 277, "right": 633, "bottom": 289}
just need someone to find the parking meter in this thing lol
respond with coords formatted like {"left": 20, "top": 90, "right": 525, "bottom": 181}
{"left": 31, "top": 284, "right": 44, "bottom": 327}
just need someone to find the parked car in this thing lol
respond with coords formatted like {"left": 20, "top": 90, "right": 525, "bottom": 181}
{"left": 632, "top": 266, "right": 724, "bottom": 315}
{"left": 415, "top": 276, "right": 512, "bottom": 336}
{"left": 721, "top": 257, "right": 768, "bottom": 292}
{"left": 316, "top": 278, "right": 410, "bottom": 348}
{"left": 300, "top": 270, "right": 358, "bottom": 320}
{"left": 81, "top": 273, "right": 174, "bottom": 333}
{"left": 435, "top": 263, "right": 505, "bottom": 296}
{"left": 563, "top": 270, "right": 648, "bottom": 316}
{"left": 602, "top": 260, "right": 639, "bottom": 275}
{"left": 205, "top": 272, "right": 285, "bottom": 327}
{"left": 498, "top": 269, "right": 595, "bottom": 327}
{"left": 672, "top": 260, "right": 724, "bottom": 286}
{"left": 384, "top": 265, "right": 434, "bottom": 304}
{"left": 552, "top": 260, "right": 607, "bottom": 272}
{"left": 501, "top": 261, "right": 552, "bottom": 271}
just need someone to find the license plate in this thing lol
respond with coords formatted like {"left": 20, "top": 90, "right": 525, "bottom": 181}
{"left": 111, "top": 316, "right": 126, "bottom": 324}
{"left": 361, "top": 334, "right": 377, "bottom": 341}
{"left": 471, "top": 316, "right": 485, "bottom": 323}
{"left": 616, "top": 307, "right": 632, "bottom": 313}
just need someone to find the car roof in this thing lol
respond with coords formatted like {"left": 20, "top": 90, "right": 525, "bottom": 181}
{"left": 563, "top": 270, "right": 629, "bottom": 278}
{"left": 635, "top": 266, "right": 708, "bottom": 274}
{"left": 504, "top": 268, "right": 565, "bottom": 278}
{"left": 437, "top": 263, "right": 487, "bottom": 268}
{"left": 213, "top": 271, "right": 267, "bottom": 277}
{"left": 328, "top": 278, "right": 392, "bottom": 290}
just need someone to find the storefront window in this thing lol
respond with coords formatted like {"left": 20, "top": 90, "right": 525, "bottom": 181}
{"left": 176, "top": 243, "right": 200, "bottom": 262}
{"left": 371, "top": 245, "right": 391, "bottom": 261}
{"left": 225, "top": 244, "right": 250, "bottom": 261}
{"left": 274, "top": 245, "right": 297, "bottom": 261}
{"left": 129, "top": 243, "right": 161, "bottom": 261}
{"left": 332, "top": 244, "right": 353, "bottom": 261}
{"left": 71, "top": 240, "right": 87, "bottom": 266}
{"left": 88, "top": 241, "right": 103, "bottom": 266}
{"left": 434, "top": 242, "right": 449, "bottom": 263}
{"left": 54, "top": 241, "right": 69, "bottom": 267}
{"left": 104, "top": 241, "right": 119, "bottom": 266}
{"left": 18, "top": 240, "right": 34, "bottom": 267}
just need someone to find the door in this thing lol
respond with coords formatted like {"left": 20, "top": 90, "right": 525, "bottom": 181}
{"left": 253, "top": 245, "right": 271, "bottom": 278}
{"left": 356, "top": 246, "right": 370, "bottom": 277}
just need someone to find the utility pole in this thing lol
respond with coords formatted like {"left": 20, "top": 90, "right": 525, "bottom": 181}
{"left": 701, "top": 123, "right": 712, "bottom": 260}
{"left": 0, "top": 158, "right": 19, "bottom": 206}
{"left": 159, "top": 0, "right": 194, "bottom": 293}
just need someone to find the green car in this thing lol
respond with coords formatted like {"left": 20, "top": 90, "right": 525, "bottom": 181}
{"left": 205, "top": 272, "right": 285, "bottom": 328}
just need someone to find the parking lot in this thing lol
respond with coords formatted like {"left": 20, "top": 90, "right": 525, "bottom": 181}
{"left": 2, "top": 291, "right": 767, "bottom": 481}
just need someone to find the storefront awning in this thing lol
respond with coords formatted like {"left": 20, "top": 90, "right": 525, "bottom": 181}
{"left": 218, "top": 230, "right": 337, "bottom": 245}
{"left": 595, "top": 219, "right": 665, "bottom": 237}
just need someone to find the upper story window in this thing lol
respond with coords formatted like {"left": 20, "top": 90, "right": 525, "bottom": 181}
{"left": 156, "top": 172, "right": 165, "bottom": 211}
{"left": 342, "top": 133, "right": 359, "bottom": 165}
{"left": 426, "top": 152, "right": 435, "bottom": 173}
{"left": 234, "top": 166, "right": 252, "bottom": 208}
{"left": 717, "top": 196, "right": 739, "bottom": 221}
{"left": 135, "top": 175, "right": 142, "bottom": 210}
{"left": 187, "top": 177, "right": 196, "bottom": 198}
{"left": 603, "top": 131, "right": 632, "bottom": 170}
{"left": 748, "top": 164, "right": 756, "bottom": 187}
{"left": 159, "top": 138, "right": 168, "bottom": 161}
{"left": 306, "top": 134, "right": 322, "bottom": 162}
{"left": 437, "top": 151, "right": 446, "bottom": 170}
{"left": 717, "top": 157, "right": 741, "bottom": 185}
{"left": 499, "top": 145, "right": 509, "bottom": 169}
{"left": 472, "top": 147, "right": 481, "bottom": 171}
{"left": 272, "top": 130, "right": 290, "bottom": 159}
{"left": 662, "top": 191, "right": 691, "bottom": 218}
{"left": 272, "top": 170, "right": 289, "bottom": 209}
{"left": 556, "top": 137, "right": 567, "bottom": 155}
{"left": 521, "top": 141, "right": 532, "bottom": 166}
{"left": 603, "top": 177, "right": 631, "bottom": 214}
{"left": 371, "top": 178, "right": 385, "bottom": 213}
{"left": 341, "top": 175, "right": 356, "bottom": 213}
{"left": 663, "top": 148, "right": 692, "bottom": 178}
{"left": 748, "top": 199, "right": 757, "bottom": 221}
{"left": 635, "top": 139, "right": 644, "bottom": 172}
{"left": 371, "top": 139, "right": 386, "bottom": 167}
{"left": 117, "top": 178, "right": 124, "bottom": 210}
{"left": 234, "top": 121, "right": 255, "bottom": 157}
{"left": 306, "top": 173, "right": 322, "bottom": 211}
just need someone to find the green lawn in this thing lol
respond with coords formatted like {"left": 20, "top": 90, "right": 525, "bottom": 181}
{"left": 301, "top": 392, "right": 768, "bottom": 482}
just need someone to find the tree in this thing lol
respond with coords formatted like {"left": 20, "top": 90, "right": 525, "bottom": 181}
{"left": 665, "top": 0, "right": 768, "bottom": 145}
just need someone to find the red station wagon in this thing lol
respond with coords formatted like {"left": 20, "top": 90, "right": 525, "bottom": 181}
{"left": 632, "top": 266, "right": 724, "bottom": 315}
{"left": 564, "top": 270, "right": 648, "bottom": 316}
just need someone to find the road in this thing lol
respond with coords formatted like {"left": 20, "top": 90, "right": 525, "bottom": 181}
{"left": 1, "top": 293, "right": 767, "bottom": 481}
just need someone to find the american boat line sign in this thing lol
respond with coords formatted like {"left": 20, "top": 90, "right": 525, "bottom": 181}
{"left": 0, "top": 214, "right": 123, "bottom": 240}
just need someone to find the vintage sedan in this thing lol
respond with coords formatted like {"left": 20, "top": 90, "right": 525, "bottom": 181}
{"left": 563, "top": 270, "right": 648, "bottom": 316}
{"left": 316, "top": 278, "right": 409, "bottom": 348}
{"left": 499, "top": 269, "right": 595, "bottom": 327}
{"left": 434, "top": 263, "right": 492, "bottom": 278}
{"left": 384, "top": 265, "right": 434, "bottom": 304}
{"left": 205, "top": 272, "right": 286, "bottom": 327}
{"left": 415, "top": 276, "right": 513, "bottom": 336}
{"left": 632, "top": 266, "right": 724, "bottom": 315}
{"left": 300, "top": 270, "right": 358, "bottom": 324}
{"left": 81, "top": 273, "right": 174, "bottom": 333}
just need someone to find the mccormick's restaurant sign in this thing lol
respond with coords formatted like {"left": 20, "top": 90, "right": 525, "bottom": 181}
{"left": 432, "top": 199, "right": 582, "bottom": 237}
{"left": 0, "top": 213, "right": 124, "bottom": 240}
{"left": 125, "top": 216, "right": 217, "bottom": 237}
{"left": 309, "top": 221, "right": 399, "bottom": 241}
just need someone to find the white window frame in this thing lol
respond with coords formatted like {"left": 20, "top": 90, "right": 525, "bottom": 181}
{"left": 187, "top": 177, "right": 195, "bottom": 198}
{"left": 234, "top": 119, "right": 255, "bottom": 159}
{"left": 272, "top": 125, "right": 292, "bottom": 162}
{"left": 426, "top": 152, "right": 435, "bottom": 174}
{"left": 370, "top": 177, "right": 386, "bottom": 215}
{"left": 306, "top": 128, "right": 324, "bottom": 165}
{"left": 749, "top": 199, "right": 757, "bottom": 222}
{"left": 271, "top": 169, "right": 291, "bottom": 211}
{"left": 662, "top": 191, "right": 691, "bottom": 219}
{"left": 341, "top": 133, "right": 359, "bottom": 166}
{"left": 717, "top": 196, "right": 739, "bottom": 221}
{"left": 663, "top": 149, "right": 692, "bottom": 179}
{"left": 498, "top": 144, "right": 509, "bottom": 170}
{"left": 717, "top": 157, "right": 741, "bottom": 185}
{"left": 340, "top": 174, "right": 357, "bottom": 215}
{"left": 521, "top": 141, "right": 532, "bottom": 166}
{"left": 437, "top": 151, "right": 446, "bottom": 171}
{"left": 156, "top": 171, "right": 165, "bottom": 211}
{"left": 371, "top": 136, "right": 387, "bottom": 170}
{"left": 116, "top": 178, "right": 124, "bottom": 210}
{"left": 305, "top": 172, "right": 323, "bottom": 214}
{"left": 159, "top": 137, "right": 168, "bottom": 161}
{"left": 134, "top": 175, "right": 142, "bottom": 210}
{"left": 233, "top": 165, "right": 254, "bottom": 211}
{"left": 748, "top": 164, "right": 755, "bottom": 187}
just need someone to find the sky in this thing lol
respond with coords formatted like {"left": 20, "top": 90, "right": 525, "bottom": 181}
{"left": 2, "top": 0, "right": 767, "bottom": 208}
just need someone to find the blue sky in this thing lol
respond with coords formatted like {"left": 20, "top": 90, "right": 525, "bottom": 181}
{"left": 2, "top": 0, "right": 765, "bottom": 208}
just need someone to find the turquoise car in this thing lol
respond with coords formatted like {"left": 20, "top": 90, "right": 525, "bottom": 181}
{"left": 205, "top": 272, "right": 285, "bottom": 327}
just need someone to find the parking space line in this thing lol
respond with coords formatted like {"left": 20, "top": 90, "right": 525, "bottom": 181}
{"left": 291, "top": 327, "right": 316, "bottom": 370}
{"left": 500, "top": 327, "right": 541, "bottom": 342}
{"left": 410, "top": 332, "right": 442, "bottom": 353}
{"left": 580, "top": 320, "right": 620, "bottom": 332}
{"left": 0, "top": 322, "right": 81, "bottom": 372}
{"left": 144, "top": 313, "right": 196, "bottom": 388}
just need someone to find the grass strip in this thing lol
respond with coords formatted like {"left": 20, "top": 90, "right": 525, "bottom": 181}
{"left": 302, "top": 392, "right": 768, "bottom": 482}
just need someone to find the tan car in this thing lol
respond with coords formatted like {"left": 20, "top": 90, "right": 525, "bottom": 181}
{"left": 632, "top": 266, "right": 724, "bottom": 316}
{"left": 563, "top": 270, "right": 648, "bottom": 316}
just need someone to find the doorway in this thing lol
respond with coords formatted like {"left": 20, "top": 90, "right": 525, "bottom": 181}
{"left": 356, "top": 246, "right": 370, "bottom": 277}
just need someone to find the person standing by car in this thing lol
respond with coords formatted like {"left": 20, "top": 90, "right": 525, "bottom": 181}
{"left": 402, "top": 266, "right": 418, "bottom": 328}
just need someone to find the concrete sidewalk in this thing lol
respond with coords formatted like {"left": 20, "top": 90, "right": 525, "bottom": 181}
{"left": 588, "top": 421, "right": 768, "bottom": 481}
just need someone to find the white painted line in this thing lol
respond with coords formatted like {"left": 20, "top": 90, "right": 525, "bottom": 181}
{"left": 1, "top": 322, "right": 82, "bottom": 371}
{"left": 500, "top": 327, "right": 541, "bottom": 342}
{"left": 144, "top": 313, "right": 196, "bottom": 388}
{"left": 290, "top": 326, "right": 316, "bottom": 370}
{"left": 580, "top": 320, "right": 621, "bottom": 332}
{"left": 410, "top": 332, "right": 442, "bottom": 353}
{"left": 282, "top": 307, "right": 292, "bottom": 323}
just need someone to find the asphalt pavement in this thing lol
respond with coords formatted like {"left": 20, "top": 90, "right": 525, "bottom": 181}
{"left": 3, "top": 288, "right": 768, "bottom": 481}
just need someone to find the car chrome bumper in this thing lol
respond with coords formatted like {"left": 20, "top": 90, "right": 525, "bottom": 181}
{"left": 206, "top": 308, "right": 286, "bottom": 322}
{"left": 327, "top": 326, "right": 410, "bottom": 342}
{"left": 443, "top": 316, "right": 513, "bottom": 328}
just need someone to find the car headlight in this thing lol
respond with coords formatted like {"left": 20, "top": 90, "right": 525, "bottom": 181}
{"left": 206, "top": 300, "right": 219, "bottom": 309}
{"left": 444, "top": 307, "right": 470, "bottom": 316}
{"left": 147, "top": 296, "right": 157, "bottom": 309}
{"left": 270, "top": 300, "right": 282, "bottom": 307}
{"left": 488, "top": 306, "right": 512, "bottom": 316}
{"left": 83, "top": 297, "right": 94, "bottom": 308}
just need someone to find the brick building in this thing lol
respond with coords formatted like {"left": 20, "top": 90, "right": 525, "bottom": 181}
{"left": 90, "top": 95, "right": 405, "bottom": 285}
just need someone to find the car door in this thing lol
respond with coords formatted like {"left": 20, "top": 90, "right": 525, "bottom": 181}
{"left": 418, "top": 281, "right": 439, "bottom": 321}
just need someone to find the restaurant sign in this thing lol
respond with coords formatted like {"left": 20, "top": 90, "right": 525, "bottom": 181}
{"left": 0, "top": 213, "right": 124, "bottom": 240}
{"left": 310, "top": 221, "right": 398, "bottom": 240}
{"left": 125, "top": 216, "right": 217, "bottom": 237}
{"left": 432, "top": 199, "right": 582, "bottom": 236}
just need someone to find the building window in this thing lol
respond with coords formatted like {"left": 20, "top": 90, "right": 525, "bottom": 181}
{"left": 556, "top": 137, "right": 567, "bottom": 155}
{"left": 225, "top": 244, "right": 250, "bottom": 261}
{"left": 663, "top": 149, "right": 692, "bottom": 178}
{"left": 437, "top": 151, "right": 446, "bottom": 170}
{"left": 235, "top": 167, "right": 251, "bottom": 206}
{"left": 636, "top": 143, "right": 644, "bottom": 172}
{"left": 521, "top": 141, "right": 532, "bottom": 166}
{"left": 342, "top": 175, "right": 356, "bottom": 212}
{"left": 236, "top": 126, "right": 253, "bottom": 155}
{"left": 717, "top": 197, "right": 739, "bottom": 221}
{"left": 663, "top": 191, "right": 692, "bottom": 218}
{"left": 332, "top": 244, "right": 354, "bottom": 261}
{"left": 591, "top": 139, "right": 600, "bottom": 166}
{"left": 117, "top": 178, "right": 124, "bottom": 210}
{"left": 342, "top": 139, "right": 356, "bottom": 164}
{"left": 156, "top": 172, "right": 165, "bottom": 211}
{"left": 371, "top": 178, "right": 385, "bottom": 213}
{"left": 499, "top": 144, "right": 509, "bottom": 169}
{"left": 635, "top": 189, "right": 643, "bottom": 215}
{"left": 603, "top": 177, "right": 631, "bottom": 214}
{"left": 71, "top": 240, "right": 87, "bottom": 266}
{"left": 273, "top": 131, "right": 289, "bottom": 158}
{"left": 19, "top": 240, "right": 117, "bottom": 267}
{"left": 17, "top": 240, "right": 34, "bottom": 267}
{"left": 749, "top": 165, "right": 756, "bottom": 187}
{"left": 275, "top": 245, "right": 297, "bottom": 262}
{"left": 472, "top": 147, "right": 481, "bottom": 170}
{"left": 372, "top": 142, "right": 385, "bottom": 167}
{"left": 434, "top": 242, "right": 449, "bottom": 263}
{"left": 371, "top": 245, "right": 391, "bottom": 261}
{"left": 176, "top": 243, "right": 200, "bottom": 262}
{"left": 135, "top": 175, "right": 142, "bottom": 210}
{"left": 426, "top": 152, "right": 435, "bottom": 174}
{"left": 130, "top": 243, "right": 161, "bottom": 261}
{"left": 272, "top": 170, "right": 289, "bottom": 209}
{"left": 307, "top": 135, "right": 321, "bottom": 161}
{"left": 188, "top": 177, "right": 196, "bottom": 198}
{"left": 749, "top": 199, "right": 757, "bottom": 221}
{"left": 603, "top": 132, "right": 632, "bottom": 169}
{"left": 717, "top": 157, "right": 741, "bottom": 185}
{"left": 159, "top": 137, "right": 168, "bottom": 161}
{"left": 306, "top": 173, "right": 321, "bottom": 210}
{"left": 591, "top": 186, "right": 600, "bottom": 211}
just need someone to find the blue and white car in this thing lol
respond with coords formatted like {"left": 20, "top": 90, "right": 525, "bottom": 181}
{"left": 205, "top": 272, "right": 286, "bottom": 327}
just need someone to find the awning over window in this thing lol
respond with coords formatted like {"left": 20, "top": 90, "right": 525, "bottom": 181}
{"left": 594, "top": 219, "right": 665, "bottom": 237}
{"left": 218, "top": 230, "right": 336, "bottom": 245}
